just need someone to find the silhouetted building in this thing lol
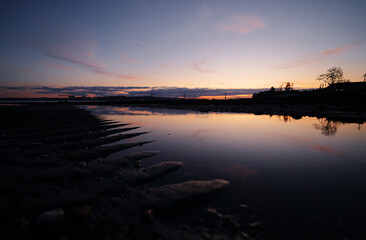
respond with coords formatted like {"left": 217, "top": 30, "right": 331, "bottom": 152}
{"left": 325, "top": 82, "right": 366, "bottom": 91}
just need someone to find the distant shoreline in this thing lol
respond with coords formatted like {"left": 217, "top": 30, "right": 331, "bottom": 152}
{"left": 1, "top": 99, "right": 366, "bottom": 124}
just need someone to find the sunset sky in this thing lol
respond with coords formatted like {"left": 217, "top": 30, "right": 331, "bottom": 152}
{"left": 0, "top": 0, "right": 365, "bottom": 98}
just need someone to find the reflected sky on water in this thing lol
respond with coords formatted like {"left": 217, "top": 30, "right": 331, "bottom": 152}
{"left": 82, "top": 105, "right": 366, "bottom": 239}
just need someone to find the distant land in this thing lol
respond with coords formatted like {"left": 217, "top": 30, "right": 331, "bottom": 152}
{"left": 1, "top": 82, "right": 366, "bottom": 123}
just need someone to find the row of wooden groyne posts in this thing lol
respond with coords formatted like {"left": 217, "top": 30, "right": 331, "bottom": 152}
{"left": 0, "top": 105, "right": 234, "bottom": 240}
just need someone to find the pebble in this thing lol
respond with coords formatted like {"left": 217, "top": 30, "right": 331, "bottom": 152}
{"left": 240, "top": 232, "right": 250, "bottom": 240}
{"left": 207, "top": 208, "right": 222, "bottom": 219}
{"left": 143, "top": 209, "right": 154, "bottom": 220}
{"left": 240, "top": 204, "right": 249, "bottom": 209}
{"left": 24, "top": 142, "right": 43, "bottom": 148}
{"left": 249, "top": 221, "right": 264, "bottom": 230}
{"left": 78, "top": 161, "right": 87, "bottom": 167}
{"left": 20, "top": 218, "right": 30, "bottom": 231}
{"left": 223, "top": 215, "right": 240, "bottom": 232}
{"left": 70, "top": 206, "right": 93, "bottom": 219}
{"left": 111, "top": 197, "right": 121, "bottom": 206}
{"left": 36, "top": 208, "right": 64, "bottom": 223}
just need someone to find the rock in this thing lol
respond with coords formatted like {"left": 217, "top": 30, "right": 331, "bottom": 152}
{"left": 70, "top": 206, "right": 93, "bottom": 219}
{"left": 223, "top": 215, "right": 240, "bottom": 232}
{"left": 111, "top": 197, "right": 122, "bottom": 206}
{"left": 249, "top": 221, "right": 264, "bottom": 230}
{"left": 207, "top": 208, "right": 222, "bottom": 219}
{"left": 124, "top": 161, "right": 183, "bottom": 184}
{"left": 182, "top": 225, "right": 190, "bottom": 231}
{"left": 240, "top": 232, "right": 250, "bottom": 240}
{"left": 78, "top": 161, "right": 87, "bottom": 167}
{"left": 20, "top": 218, "right": 30, "bottom": 231}
{"left": 36, "top": 208, "right": 64, "bottom": 223}
{"left": 23, "top": 142, "right": 43, "bottom": 148}
{"left": 145, "top": 179, "right": 230, "bottom": 209}
{"left": 143, "top": 209, "right": 154, "bottom": 220}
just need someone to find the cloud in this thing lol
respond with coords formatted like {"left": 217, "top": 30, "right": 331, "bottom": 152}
{"left": 41, "top": 63, "right": 73, "bottom": 70}
{"left": 19, "top": 28, "right": 140, "bottom": 80}
{"left": 276, "top": 40, "right": 366, "bottom": 69}
{"left": 118, "top": 54, "right": 139, "bottom": 64}
{"left": 321, "top": 40, "right": 366, "bottom": 56}
{"left": 192, "top": 59, "right": 215, "bottom": 73}
{"left": 118, "top": 87, "right": 267, "bottom": 98}
{"left": 0, "top": 63, "right": 41, "bottom": 73}
{"left": 2, "top": 86, "right": 28, "bottom": 90}
{"left": 21, "top": 29, "right": 104, "bottom": 70}
{"left": 275, "top": 56, "right": 320, "bottom": 69}
{"left": 0, "top": 86, "right": 268, "bottom": 98}
{"left": 90, "top": 69, "right": 143, "bottom": 80}
{"left": 218, "top": 15, "right": 266, "bottom": 34}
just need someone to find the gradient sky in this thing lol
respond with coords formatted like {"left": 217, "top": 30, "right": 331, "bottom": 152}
{"left": 0, "top": 0, "right": 365, "bottom": 97}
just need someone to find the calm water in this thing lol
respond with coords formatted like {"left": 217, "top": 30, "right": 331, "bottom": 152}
{"left": 83, "top": 105, "right": 366, "bottom": 239}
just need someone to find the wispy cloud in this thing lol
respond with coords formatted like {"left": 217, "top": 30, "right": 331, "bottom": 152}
{"left": 30, "top": 86, "right": 149, "bottom": 96}
{"left": 118, "top": 54, "right": 139, "bottom": 64}
{"left": 19, "top": 28, "right": 141, "bottom": 80}
{"left": 275, "top": 56, "right": 320, "bottom": 69}
{"left": 276, "top": 40, "right": 366, "bottom": 69}
{"left": 192, "top": 59, "right": 216, "bottom": 73}
{"left": 0, "top": 86, "right": 268, "bottom": 98}
{"left": 90, "top": 69, "right": 143, "bottom": 80}
{"left": 0, "top": 63, "right": 41, "bottom": 73}
{"left": 21, "top": 29, "right": 104, "bottom": 70}
{"left": 320, "top": 41, "right": 365, "bottom": 55}
{"left": 41, "top": 63, "right": 73, "bottom": 70}
{"left": 218, "top": 14, "right": 266, "bottom": 34}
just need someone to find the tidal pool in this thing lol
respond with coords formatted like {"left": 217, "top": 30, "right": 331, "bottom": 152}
{"left": 82, "top": 105, "right": 366, "bottom": 239}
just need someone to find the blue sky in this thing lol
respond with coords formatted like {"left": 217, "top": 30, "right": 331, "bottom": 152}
{"left": 0, "top": 0, "right": 365, "bottom": 97}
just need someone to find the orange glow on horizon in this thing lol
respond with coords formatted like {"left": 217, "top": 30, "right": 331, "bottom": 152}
{"left": 196, "top": 94, "right": 252, "bottom": 100}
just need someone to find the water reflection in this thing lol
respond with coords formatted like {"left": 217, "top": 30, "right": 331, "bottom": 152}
{"left": 83, "top": 105, "right": 203, "bottom": 116}
{"left": 80, "top": 105, "right": 366, "bottom": 239}
{"left": 190, "top": 129, "right": 214, "bottom": 144}
{"left": 82, "top": 106, "right": 365, "bottom": 139}
{"left": 313, "top": 118, "right": 342, "bottom": 136}
{"left": 268, "top": 132, "right": 345, "bottom": 157}
{"left": 278, "top": 115, "right": 293, "bottom": 122}
{"left": 273, "top": 113, "right": 362, "bottom": 137}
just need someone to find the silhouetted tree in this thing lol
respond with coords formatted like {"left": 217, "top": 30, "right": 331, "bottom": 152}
{"left": 277, "top": 83, "right": 283, "bottom": 91}
{"left": 284, "top": 82, "right": 293, "bottom": 91}
{"left": 316, "top": 67, "right": 344, "bottom": 86}
{"left": 363, "top": 73, "right": 366, "bottom": 82}
{"left": 270, "top": 86, "right": 275, "bottom": 92}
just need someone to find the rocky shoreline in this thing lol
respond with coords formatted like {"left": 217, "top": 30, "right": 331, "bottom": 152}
{"left": 0, "top": 104, "right": 264, "bottom": 240}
